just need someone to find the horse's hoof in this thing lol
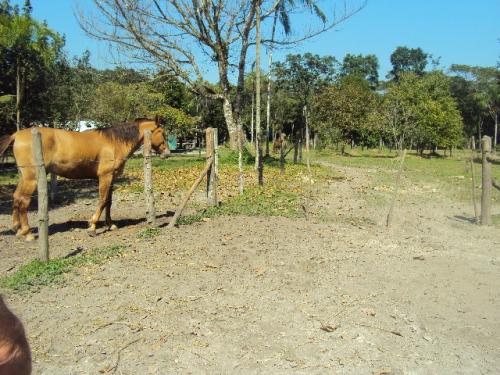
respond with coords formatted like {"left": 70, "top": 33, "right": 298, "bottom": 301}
{"left": 11, "top": 225, "right": 20, "bottom": 234}
{"left": 15, "top": 229, "right": 23, "bottom": 237}
{"left": 25, "top": 233, "right": 35, "bottom": 242}
{"left": 109, "top": 224, "right": 118, "bottom": 231}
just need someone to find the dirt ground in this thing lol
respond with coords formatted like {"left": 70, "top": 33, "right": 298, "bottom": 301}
{"left": 1, "top": 163, "right": 499, "bottom": 374}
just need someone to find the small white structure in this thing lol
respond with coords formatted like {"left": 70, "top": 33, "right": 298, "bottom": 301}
{"left": 76, "top": 120, "right": 98, "bottom": 132}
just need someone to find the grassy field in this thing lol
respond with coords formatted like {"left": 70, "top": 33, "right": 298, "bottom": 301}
{"left": 312, "top": 147, "right": 500, "bottom": 203}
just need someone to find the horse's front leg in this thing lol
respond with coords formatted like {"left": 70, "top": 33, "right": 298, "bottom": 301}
{"left": 104, "top": 181, "right": 117, "bottom": 231}
{"left": 88, "top": 174, "right": 113, "bottom": 236}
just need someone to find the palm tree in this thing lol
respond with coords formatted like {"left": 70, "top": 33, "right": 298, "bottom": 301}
{"left": 265, "top": 0, "right": 326, "bottom": 156}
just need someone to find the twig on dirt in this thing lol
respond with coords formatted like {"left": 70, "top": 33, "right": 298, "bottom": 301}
{"left": 109, "top": 338, "right": 142, "bottom": 374}
{"left": 92, "top": 321, "right": 144, "bottom": 334}
{"left": 319, "top": 322, "right": 340, "bottom": 333}
{"left": 354, "top": 322, "right": 403, "bottom": 337}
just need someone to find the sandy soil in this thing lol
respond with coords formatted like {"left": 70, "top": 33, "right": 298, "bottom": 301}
{"left": 1, "top": 163, "right": 499, "bottom": 374}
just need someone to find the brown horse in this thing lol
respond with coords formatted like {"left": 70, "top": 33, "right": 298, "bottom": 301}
{"left": 0, "top": 295, "right": 31, "bottom": 375}
{"left": 0, "top": 117, "right": 170, "bottom": 241}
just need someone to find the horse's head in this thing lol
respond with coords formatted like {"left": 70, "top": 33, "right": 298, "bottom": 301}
{"left": 151, "top": 126, "right": 171, "bottom": 158}
{"left": 151, "top": 115, "right": 170, "bottom": 158}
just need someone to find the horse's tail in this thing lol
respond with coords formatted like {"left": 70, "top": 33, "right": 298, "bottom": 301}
{"left": 0, "top": 133, "right": 15, "bottom": 158}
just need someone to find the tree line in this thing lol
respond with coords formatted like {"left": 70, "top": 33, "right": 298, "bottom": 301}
{"left": 1, "top": 0, "right": 498, "bottom": 158}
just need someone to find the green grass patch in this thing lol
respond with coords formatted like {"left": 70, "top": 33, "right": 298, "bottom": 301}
{"left": 176, "top": 183, "right": 306, "bottom": 225}
{"left": 0, "top": 245, "right": 123, "bottom": 292}
{"left": 137, "top": 227, "right": 161, "bottom": 239}
{"left": 312, "top": 148, "right": 500, "bottom": 202}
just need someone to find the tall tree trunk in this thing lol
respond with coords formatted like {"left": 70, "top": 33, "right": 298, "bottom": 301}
{"left": 265, "top": 10, "right": 279, "bottom": 157}
{"left": 304, "top": 105, "right": 311, "bottom": 178}
{"left": 494, "top": 113, "right": 498, "bottom": 153}
{"left": 251, "top": 93, "right": 254, "bottom": 146}
{"left": 298, "top": 130, "right": 303, "bottom": 162}
{"left": 16, "top": 60, "right": 21, "bottom": 132}
{"left": 238, "top": 117, "right": 244, "bottom": 195}
{"left": 255, "top": 0, "right": 263, "bottom": 185}
{"left": 478, "top": 119, "right": 483, "bottom": 152}
{"left": 222, "top": 96, "right": 238, "bottom": 149}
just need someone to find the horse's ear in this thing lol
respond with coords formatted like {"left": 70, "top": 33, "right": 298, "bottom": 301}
{"left": 154, "top": 114, "right": 159, "bottom": 126}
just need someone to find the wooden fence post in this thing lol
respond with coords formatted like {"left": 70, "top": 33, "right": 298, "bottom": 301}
{"left": 143, "top": 130, "right": 156, "bottom": 225}
{"left": 32, "top": 128, "right": 49, "bottom": 261}
{"left": 386, "top": 149, "right": 407, "bottom": 228}
{"left": 469, "top": 136, "right": 478, "bottom": 224}
{"left": 480, "top": 136, "right": 492, "bottom": 225}
{"left": 206, "top": 128, "right": 218, "bottom": 206}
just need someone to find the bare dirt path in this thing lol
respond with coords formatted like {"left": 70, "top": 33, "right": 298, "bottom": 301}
{"left": 1, "top": 163, "right": 499, "bottom": 374}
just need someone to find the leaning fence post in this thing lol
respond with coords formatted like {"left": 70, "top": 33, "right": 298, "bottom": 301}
{"left": 32, "top": 127, "right": 49, "bottom": 261}
{"left": 206, "top": 128, "right": 218, "bottom": 206}
{"left": 480, "top": 136, "right": 492, "bottom": 225}
{"left": 386, "top": 149, "right": 407, "bottom": 228}
{"left": 143, "top": 129, "right": 156, "bottom": 225}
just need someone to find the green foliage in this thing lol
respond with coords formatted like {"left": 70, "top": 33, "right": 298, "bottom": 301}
{"left": 0, "top": 246, "right": 123, "bottom": 292}
{"left": 137, "top": 227, "right": 161, "bottom": 239}
{"left": 381, "top": 71, "right": 464, "bottom": 151}
{"left": 218, "top": 145, "right": 255, "bottom": 165}
{"left": 313, "top": 76, "right": 378, "bottom": 146}
{"left": 389, "top": 46, "right": 429, "bottom": 80}
{"left": 274, "top": 53, "right": 336, "bottom": 102}
{"left": 340, "top": 53, "right": 379, "bottom": 89}
{"left": 450, "top": 64, "right": 500, "bottom": 139}
{"left": 0, "top": 0, "right": 66, "bottom": 133}
{"left": 177, "top": 184, "right": 303, "bottom": 225}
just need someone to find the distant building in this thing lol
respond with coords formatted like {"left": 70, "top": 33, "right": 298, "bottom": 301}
{"left": 76, "top": 120, "right": 98, "bottom": 132}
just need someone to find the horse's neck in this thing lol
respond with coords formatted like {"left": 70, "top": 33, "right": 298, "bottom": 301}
{"left": 114, "top": 136, "right": 143, "bottom": 162}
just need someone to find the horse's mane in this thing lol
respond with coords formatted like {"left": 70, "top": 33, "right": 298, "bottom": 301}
{"left": 96, "top": 118, "right": 153, "bottom": 143}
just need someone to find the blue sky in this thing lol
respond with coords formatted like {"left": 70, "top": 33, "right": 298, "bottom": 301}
{"left": 13, "top": 0, "right": 500, "bottom": 81}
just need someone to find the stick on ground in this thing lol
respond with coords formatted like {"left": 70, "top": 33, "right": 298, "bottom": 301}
{"left": 167, "top": 157, "right": 213, "bottom": 228}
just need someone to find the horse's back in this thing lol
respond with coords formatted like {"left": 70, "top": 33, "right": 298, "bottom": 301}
{"left": 13, "top": 127, "right": 106, "bottom": 179}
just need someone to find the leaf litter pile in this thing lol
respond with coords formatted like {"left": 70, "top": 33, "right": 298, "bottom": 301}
{"left": 116, "top": 158, "right": 338, "bottom": 219}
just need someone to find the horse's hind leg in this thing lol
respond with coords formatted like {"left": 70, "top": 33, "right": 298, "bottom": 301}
{"left": 12, "top": 179, "right": 23, "bottom": 233}
{"left": 88, "top": 174, "right": 113, "bottom": 236}
{"left": 17, "top": 171, "right": 37, "bottom": 242}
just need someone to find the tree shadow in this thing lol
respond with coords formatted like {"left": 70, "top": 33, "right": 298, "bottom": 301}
{"left": 450, "top": 215, "right": 478, "bottom": 224}
{"left": 0, "top": 211, "right": 175, "bottom": 237}
{"left": 340, "top": 153, "right": 398, "bottom": 159}
{"left": 0, "top": 176, "right": 138, "bottom": 213}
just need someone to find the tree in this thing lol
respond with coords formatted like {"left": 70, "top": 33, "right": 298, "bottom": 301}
{"left": 380, "top": 71, "right": 463, "bottom": 154}
{"left": 0, "top": 0, "right": 64, "bottom": 131}
{"left": 264, "top": 0, "right": 328, "bottom": 156}
{"left": 312, "top": 75, "right": 377, "bottom": 153}
{"left": 450, "top": 64, "right": 500, "bottom": 149}
{"left": 89, "top": 75, "right": 197, "bottom": 135}
{"left": 340, "top": 53, "right": 379, "bottom": 89}
{"left": 388, "top": 46, "right": 429, "bottom": 80}
{"left": 274, "top": 53, "right": 336, "bottom": 159}
{"left": 78, "top": 0, "right": 365, "bottom": 149}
